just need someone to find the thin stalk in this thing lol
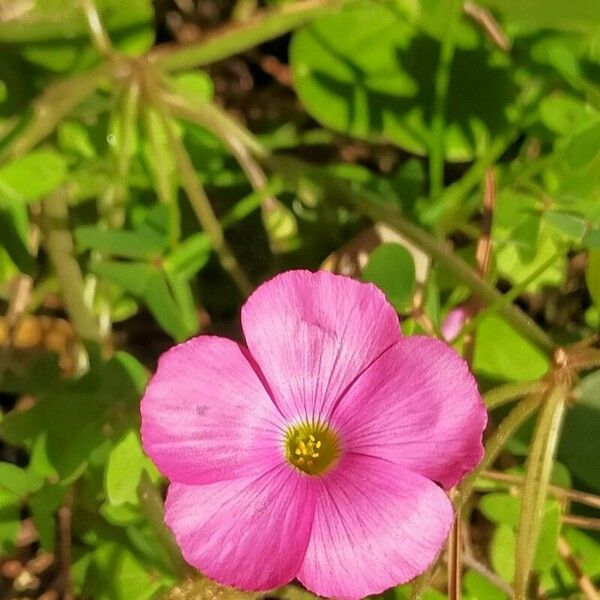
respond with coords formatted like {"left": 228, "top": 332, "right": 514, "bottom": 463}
{"left": 457, "top": 394, "right": 542, "bottom": 509}
{"left": 481, "top": 470, "right": 600, "bottom": 510}
{"left": 455, "top": 249, "right": 562, "bottom": 344}
{"left": 1, "top": 65, "right": 108, "bottom": 161}
{"left": 42, "top": 192, "right": 100, "bottom": 342}
{"left": 103, "top": 79, "right": 140, "bottom": 227}
{"left": 160, "top": 92, "right": 267, "bottom": 158}
{"left": 81, "top": 0, "right": 113, "bottom": 57}
{"left": 150, "top": 97, "right": 253, "bottom": 295}
{"left": 429, "top": 0, "right": 463, "bottom": 198}
{"left": 483, "top": 380, "right": 547, "bottom": 410}
{"left": 137, "top": 472, "right": 189, "bottom": 578}
{"left": 557, "top": 537, "right": 600, "bottom": 600}
{"left": 142, "top": 105, "right": 180, "bottom": 246}
{"left": 150, "top": 0, "right": 345, "bottom": 71}
{"left": 514, "top": 383, "right": 569, "bottom": 599}
{"left": 561, "top": 515, "right": 600, "bottom": 531}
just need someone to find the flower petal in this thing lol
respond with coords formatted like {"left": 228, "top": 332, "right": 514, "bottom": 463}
{"left": 141, "top": 336, "right": 285, "bottom": 485}
{"left": 331, "top": 336, "right": 487, "bottom": 489}
{"left": 241, "top": 270, "right": 401, "bottom": 422}
{"left": 165, "top": 464, "right": 316, "bottom": 591}
{"left": 297, "top": 454, "right": 453, "bottom": 599}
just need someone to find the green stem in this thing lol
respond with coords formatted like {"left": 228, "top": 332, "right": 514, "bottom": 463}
{"left": 514, "top": 383, "right": 569, "bottom": 599}
{"left": 142, "top": 105, "right": 181, "bottom": 247}
{"left": 483, "top": 380, "right": 547, "bottom": 411}
{"left": 137, "top": 472, "right": 189, "bottom": 579}
{"left": 151, "top": 96, "right": 253, "bottom": 295}
{"left": 81, "top": 0, "right": 113, "bottom": 56}
{"left": 42, "top": 192, "right": 100, "bottom": 341}
{"left": 1, "top": 66, "right": 108, "bottom": 161}
{"left": 160, "top": 92, "right": 267, "bottom": 158}
{"left": 457, "top": 394, "right": 542, "bottom": 509}
{"left": 455, "top": 249, "right": 562, "bottom": 344}
{"left": 150, "top": 0, "right": 344, "bottom": 72}
{"left": 429, "top": 0, "right": 463, "bottom": 199}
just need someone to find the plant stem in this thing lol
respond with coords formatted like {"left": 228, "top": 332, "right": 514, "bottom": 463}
{"left": 42, "top": 192, "right": 100, "bottom": 341}
{"left": 557, "top": 537, "right": 600, "bottom": 600}
{"left": 455, "top": 249, "right": 562, "bottom": 344}
{"left": 429, "top": 0, "right": 463, "bottom": 199}
{"left": 481, "top": 470, "right": 600, "bottom": 510}
{"left": 1, "top": 66, "right": 108, "bottom": 161}
{"left": 149, "top": 93, "right": 253, "bottom": 295}
{"left": 137, "top": 472, "right": 189, "bottom": 579}
{"left": 483, "top": 379, "right": 547, "bottom": 410}
{"left": 81, "top": 0, "right": 113, "bottom": 57}
{"left": 514, "top": 382, "right": 569, "bottom": 600}
{"left": 160, "top": 92, "right": 267, "bottom": 158}
{"left": 142, "top": 105, "right": 180, "bottom": 246}
{"left": 457, "top": 394, "right": 542, "bottom": 509}
{"left": 150, "top": 0, "right": 344, "bottom": 72}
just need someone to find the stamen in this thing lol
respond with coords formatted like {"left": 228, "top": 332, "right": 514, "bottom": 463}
{"left": 284, "top": 421, "right": 340, "bottom": 475}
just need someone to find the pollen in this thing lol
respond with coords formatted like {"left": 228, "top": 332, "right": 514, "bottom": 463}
{"left": 284, "top": 421, "right": 340, "bottom": 475}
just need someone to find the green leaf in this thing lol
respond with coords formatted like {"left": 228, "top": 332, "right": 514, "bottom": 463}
{"left": 533, "top": 501, "right": 561, "bottom": 571}
{"left": 169, "top": 71, "right": 214, "bottom": 103}
{"left": 362, "top": 243, "right": 416, "bottom": 311}
{"left": 29, "top": 484, "right": 66, "bottom": 550}
{"left": 565, "top": 122, "right": 600, "bottom": 170}
{"left": 0, "top": 0, "right": 155, "bottom": 72}
{"left": 0, "top": 462, "right": 43, "bottom": 497}
{"left": 478, "top": 0, "right": 600, "bottom": 33}
{"left": 464, "top": 569, "right": 508, "bottom": 600}
{"left": 163, "top": 233, "right": 211, "bottom": 280}
{"left": 480, "top": 492, "right": 520, "bottom": 527}
{"left": 105, "top": 429, "right": 158, "bottom": 506}
{"left": 473, "top": 313, "right": 550, "bottom": 382}
{"left": 75, "top": 226, "right": 167, "bottom": 259}
{"left": 290, "top": 2, "right": 518, "bottom": 161}
{"left": 82, "top": 542, "right": 170, "bottom": 600}
{"left": 558, "top": 369, "right": 600, "bottom": 491}
{"left": 543, "top": 210, "right": 586, "bottom": 241}
{"left": 0, "top": 352, "right": 147, "bottom": 479}
{"left": 539, "top": 93, "right": 600, "bottom": 136}
{"left": 144, "top": 270, "right": 195, "bottom": 341}
{"left": 491, "top": 524, "right": 516, "bottom": 582}
{"left": 0, "top": 149, "right": 67, "bottom": 203}
{"left": 586, "top": 250, "right": 600, "bottom": 307}
{"left": 0, "top": 199, "right": 35, "bottom": 275}
{"left": 0, "top": 490, "right": 20, "bottom": 553}
{"left": 58, "top": 120, "right": 97, "bottom": 158}
{"left": 92, "top": 260, "right": 153, "bottom": 297}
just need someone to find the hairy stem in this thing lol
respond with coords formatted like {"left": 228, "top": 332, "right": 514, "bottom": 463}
{"left": 483, "top": 379, "right": 548, "bottom": 410}
{"left": 457, "top": 394, "right": 542, "bottom": 509}
{"left": 42, "top": 192, "right": 100, "bottom": 341}
{"left": 514, "top": 382, "right": 569, "bottom": 599}
{"left": 148, "top": 92, "right": 253, "bottom": 295}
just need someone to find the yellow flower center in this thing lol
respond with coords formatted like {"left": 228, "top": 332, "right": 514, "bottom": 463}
{"left": 285, "top": 422, "right": 340, "bottom": 475}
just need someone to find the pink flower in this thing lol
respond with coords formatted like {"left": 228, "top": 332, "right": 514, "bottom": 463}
{"left": 441, "top": 305, "right": 472, "bottom": 342}
{"left": 141, "top": 270, "right": 486, "bottom": 599}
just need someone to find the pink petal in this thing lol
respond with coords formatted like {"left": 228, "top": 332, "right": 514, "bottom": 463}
{"left": 331, "top": 336, "right": 486, "bottom": 489}
{"left": 241, "top": 270, "right": 401, "bottom": 423}
{"left": 141, "top": 336, "right": 285, "bottom": 485}
{"left": 298, "top": 454, "right": 453, "bottom": 599}
{"left": 165, "top": 464, "right": 316, "bottom": 591}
